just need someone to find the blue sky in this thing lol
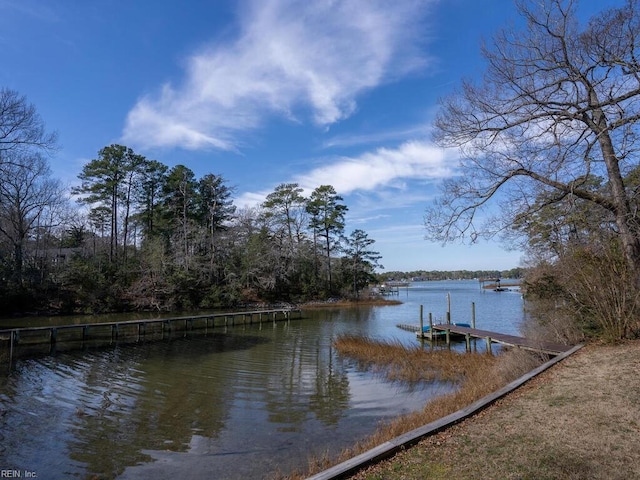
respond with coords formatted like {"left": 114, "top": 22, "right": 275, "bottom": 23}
{"left": 0, "top": 0, "right": 617, "bottom": 272}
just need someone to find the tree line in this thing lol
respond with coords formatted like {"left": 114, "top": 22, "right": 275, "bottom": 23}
{"left": 379, "top": 268, "right": 524, "bottom": 282}
{"left": 0, "top": 89, "right": 382, "bottom": 315}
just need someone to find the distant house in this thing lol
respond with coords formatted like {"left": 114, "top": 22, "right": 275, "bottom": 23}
{"left": 31, "top": 247, "right": 82, "bottom": 265}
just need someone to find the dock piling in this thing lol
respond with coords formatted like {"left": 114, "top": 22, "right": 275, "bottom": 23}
{"left": 471, "top": 302, "right": 476, "bottom": 329}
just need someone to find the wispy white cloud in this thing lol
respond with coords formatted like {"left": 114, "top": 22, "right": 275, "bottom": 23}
{"left": 322, "top": 124, "right": 432, "bottom": 149}
{"left": 122, "top": 0, "right": 433, "bottom": 151}
{"left": 295, "top": 140, "right": 456, "bottom": 194}
{"left": 235, "top": 140, "right": 457, "bottom": 207}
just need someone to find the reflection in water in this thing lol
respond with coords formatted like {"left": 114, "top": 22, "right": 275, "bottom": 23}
{"left": 0, "top": 325, "right": 429, "bottom": 479}
{"left": 0, "top": 281, "right": 525, "bottom": 479}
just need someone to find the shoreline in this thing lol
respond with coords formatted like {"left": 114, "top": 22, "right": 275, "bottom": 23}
{"left": 300, "top": 298, "right": 402, "bottom": 309}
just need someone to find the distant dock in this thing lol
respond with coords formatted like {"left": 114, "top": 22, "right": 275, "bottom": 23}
{"left": 374, "top": 281, "right": 410, "bottom": 296}
{"left": 478, "top": 277, "right": 521, "bottom": 291}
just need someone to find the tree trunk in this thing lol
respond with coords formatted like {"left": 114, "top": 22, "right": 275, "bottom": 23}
{"left": 594, "top": 111, "right": 640, "bottom": 282}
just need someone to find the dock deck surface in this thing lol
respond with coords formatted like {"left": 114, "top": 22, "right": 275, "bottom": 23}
{"left": 430, "top": 324, "right": 572, "bottom": 355}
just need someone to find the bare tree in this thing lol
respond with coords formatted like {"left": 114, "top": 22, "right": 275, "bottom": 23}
{"left": 427, "top": 0, "right": 640, "bottom": 279}
{"left": 0, "top": 152, "right": 66, "bottom": 284}
{"left": 0, "top": 88, "right": 57, "bottom": 160}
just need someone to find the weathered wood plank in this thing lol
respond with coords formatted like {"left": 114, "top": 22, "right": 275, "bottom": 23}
{"left": 431, "top": 324, "right": 572, "bottom": 354}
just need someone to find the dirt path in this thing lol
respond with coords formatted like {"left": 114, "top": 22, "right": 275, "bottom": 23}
{"left": 353, "top": 342, "right": 640, "bottom": 480}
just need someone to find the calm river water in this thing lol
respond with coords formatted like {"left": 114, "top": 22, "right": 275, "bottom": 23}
{"left": 0, "top": 280, "right": 524, "bottom": 479}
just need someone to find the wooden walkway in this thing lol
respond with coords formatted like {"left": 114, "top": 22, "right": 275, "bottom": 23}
{"left": 0, "top": 308, "right": 302, "bottom": 370}
{"left": 429, "top": 324, "right": 572, "bottom": 355}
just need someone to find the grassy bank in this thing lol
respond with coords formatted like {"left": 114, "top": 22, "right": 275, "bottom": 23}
{"left": 351, "top": 342, "right": 640, "bottom": 479}
{"left": 279, "top": 336, "right": 546, "bottom": 479}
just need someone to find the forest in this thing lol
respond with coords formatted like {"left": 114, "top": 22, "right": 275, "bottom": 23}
{"left": 0, "top": 92, "right": 384, "bottom": 316}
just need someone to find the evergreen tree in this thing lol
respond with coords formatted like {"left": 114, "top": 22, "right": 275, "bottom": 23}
{"left": 306, "top": 185, "right": 347, "bottom": 294}
{"left": 341, "top": 229, "right": 382, "bottom": 299}
{"left": 73, "top": 144, "right": 141, "bottom": 264}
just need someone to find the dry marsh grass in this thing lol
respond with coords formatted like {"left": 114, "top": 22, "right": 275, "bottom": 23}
{"left": 332, "top": 334, "right": 498, "bottom": 383}
{"left": 352, "top": 342, "right": 640, "bottom": 480}
{"left": 277, "top": 336, "right": 545, "bottom": 479}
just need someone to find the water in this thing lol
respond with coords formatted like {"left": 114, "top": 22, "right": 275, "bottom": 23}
{"left": 0, "top": 280, "right": 524, "bottom": 479}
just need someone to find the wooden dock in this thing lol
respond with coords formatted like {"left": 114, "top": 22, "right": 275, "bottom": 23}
{"left": 429, "top": 324, "right": 572, "bottom": 355}
{"left": 0, "top": 308, "right": 302, "bottom": 370}
{"left": 375, "top": 281, "right": 410, "bottom": 295}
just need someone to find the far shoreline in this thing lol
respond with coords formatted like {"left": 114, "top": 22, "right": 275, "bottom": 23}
{"left": 300, "top": 298, "right": 403, "bottom": 309}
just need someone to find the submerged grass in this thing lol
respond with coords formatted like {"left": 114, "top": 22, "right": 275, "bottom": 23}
{"left": 276, "top": 335, "right": 545, "bottom": 479}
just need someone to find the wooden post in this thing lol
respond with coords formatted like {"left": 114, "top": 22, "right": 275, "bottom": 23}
{"left": 465, "top": 333, "right": 471, "bottom": 352}
{"left": 429, "top": 313, "right": 433, "bottom": 342}
{"left": 447, "top": 292, "right": 451, "bottom": 324}
{"left": 471, "top": 302, "right": 476, "bottom": 329}
{"left": 471, "top": 302, "right": 477, "bottom": 352}
{"left": 485, "top": 336, "right": 492, "bottom": 355}
{"left": 419, "top": 305, "right": 424, "bottom": 338}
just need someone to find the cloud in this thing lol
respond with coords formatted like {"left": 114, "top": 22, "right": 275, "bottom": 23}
{"left": 235, "top": 140, "right": 457, "bottom": 207}
{"left": 235, "top": 190, "right": 269, "bottom": 208}
{"left": 122, "top": 0, "right": 432, "bottom": 151}
{"left": 322, "top": 124, "right": 432, "bottom": 149}
{"left": 295, "top": 140, "right": 456, "bottom": 194}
